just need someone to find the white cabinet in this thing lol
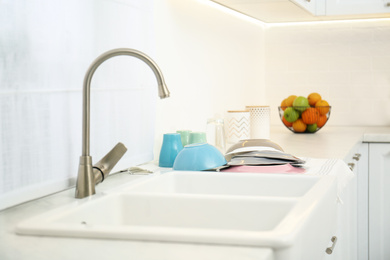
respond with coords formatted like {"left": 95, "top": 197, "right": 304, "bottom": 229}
{"left": 292, "top": 0, "right": 390, "bottom": 16}
{"left": 323, "top": 142, "right": 390, "bottom": 260}
{"left": 322, "top": 142, "right": 390, "bottom": 260}
{"left": 368, "top": 143, "right": 390, "bottom": 260}
{"left": 326, "top": 0, "right": 390, "bottom": 16}
{"left": 356, "top": 144, "right": 369, "bottom": 260}
{"left": 323, "top": 144, "right": 367, "bottom": 259}
{"left": 211, "top": 0, "right": 390, "bottom": 23}
{"left": 291, "top": 0, "right": 326, "bottom": 16}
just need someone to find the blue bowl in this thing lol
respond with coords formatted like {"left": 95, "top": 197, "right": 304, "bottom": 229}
{"left": 173, "top": 143, "right": 227, "bottom": 171}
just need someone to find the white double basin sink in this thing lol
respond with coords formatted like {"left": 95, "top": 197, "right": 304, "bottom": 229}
{"left": 16, "top": 171, "right": 338, "bottom": 260}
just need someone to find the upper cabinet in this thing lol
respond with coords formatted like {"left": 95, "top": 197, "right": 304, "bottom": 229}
{"left": 292, "top": 0, "right": 325, "bottom": 16}
{"left": 211, "top": 0, "right": 390, "bottom": 23}
{"left": 294, "top": 0, "right": 390, "bottom": 16}
{"left": 326, "top": 0, "right": 390, "bottom": 16}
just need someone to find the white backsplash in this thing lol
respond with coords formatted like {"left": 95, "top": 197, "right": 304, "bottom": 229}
{"left": 265, "top": 20, "right": 390, "bottom": 126}
{"left": 152, "top": 0, "right": 266, "bottom": 159}
{"left": 0, "top": 0, "right": 157, "bottom": 210}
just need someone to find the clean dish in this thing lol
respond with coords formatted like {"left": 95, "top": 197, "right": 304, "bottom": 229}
{"left": 159, "top": 133, "right": 183, "bottom": 167}
{"left": 176, "top": 130, "right": 192, "bottom": 146}
{"left": 226, "top": 150, "right": 305, "bottom": 166}
{"left": 226, "top": 139, "right": 284, "bottom": 154}
{"left": 173, "top": 143, "right": 227, "bottom": 171}
{"left": 221, "top": 164, "right": 306, "bottom": 174}
{"left": 188, "top": 132, "right": 207, "bottom": 144}
{"left": 225, "top": 139, "right": 284, "bottom": 161}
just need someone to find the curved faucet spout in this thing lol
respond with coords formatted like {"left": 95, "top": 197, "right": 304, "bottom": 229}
{"left": 75, "top": 48, "right": 170, "bottom": 199}
{"left": 82, "top": 48, "right": 170, "bottom": 156}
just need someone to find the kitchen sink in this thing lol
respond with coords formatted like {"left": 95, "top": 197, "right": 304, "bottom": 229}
{"left": 16, "top": 171, "right": 338, "bottom": 260}
{"left": 116, "top": 171, "right": 320, "bottom": 197}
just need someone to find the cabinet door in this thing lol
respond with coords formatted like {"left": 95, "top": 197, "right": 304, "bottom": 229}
{"left": 357, "top": 144, "right": 369, "bottom": 260}
{"left": 291, "top": 0, "right": 326, "bottom": 16}
{"left": 369, "top": 143, "right": 390, "bottom": 260}
{"left": 323, "top": 144, "right": 368, "bottom": 260}
{"left": 326, "top": 0, "right": 390, "bottom": 15}
{"left": 323, "top": 178, "right": 356, "bottom": 260}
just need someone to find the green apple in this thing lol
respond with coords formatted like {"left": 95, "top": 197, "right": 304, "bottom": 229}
{"left": 283, "top": 107, "right": 299, "bottom": 123}
{"left": 307, "top": 123, "right": 317, "bottom": 133}
{"left": 293, "top": 96, "right": 309, "bottom": 112}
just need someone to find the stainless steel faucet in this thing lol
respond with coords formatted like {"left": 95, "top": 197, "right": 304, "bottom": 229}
{"left": 75, "top": 48, "right": 170, "bottom": 199}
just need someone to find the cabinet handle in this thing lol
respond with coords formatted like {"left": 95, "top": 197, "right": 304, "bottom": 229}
{"left": 353, "top": 153, "right": 361, "bottom": 161}
{"left": 348, "top": 163, "right": 355, "bottom": 171}
{"left": 326, "top": 236, "right": 338, "bottom": 254}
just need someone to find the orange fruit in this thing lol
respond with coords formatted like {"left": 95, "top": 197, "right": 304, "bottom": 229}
{"left": 281, "top": 99, "right": 288, "bottom": 111}
{"left": 301, "top": 107, "right": 319, "bottom": 125}
{"left": 315, "top": 100, "right": 330, "bottom": 115}
{"left": 282, "top": 116, "right": 293, "bottom": 127}
{"left": 307, "top": 93, "right": 322, "bottom": 107}
{"left": 285, "top": 95, "right": 297, "bottom": 107}
{"left": 292, "top": 119, "right": 307, "bottom": 133}
{"left": 317, "top": 115, "right": 328, "bottom": 128}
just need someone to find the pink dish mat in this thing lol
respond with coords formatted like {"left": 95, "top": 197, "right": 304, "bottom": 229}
{"left": 221, "top": 164, "right": 306, "bottom": 174}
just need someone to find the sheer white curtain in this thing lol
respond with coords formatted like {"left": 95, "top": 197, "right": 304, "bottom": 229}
{"left": 0, "top": 0, "right": 157, "bottom": 210}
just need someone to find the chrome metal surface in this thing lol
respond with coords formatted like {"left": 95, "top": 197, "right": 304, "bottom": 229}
{"left": 348, "top": 163, "right": 355, "bottom": 171}
{"left": 325, "top": 236, "right": 337, "bottom": 254}
{"left": 353, "top": 153, "right": 361, "bottom": 161}
{"left": 75, "top": 156, "right": 95, "bottom": 199}
{"left": 75, "top": 48, "right": 170, "bottom": 199}
{"left": 93, "top": 142, "right": 128, "bottom": 184}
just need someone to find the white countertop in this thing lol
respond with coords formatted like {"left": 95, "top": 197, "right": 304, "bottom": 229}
{"left": 1, "top": 126, "right": 389, "bottom": 260}
{"left": 269, "top": 126, "right": 390, "bottom": 160}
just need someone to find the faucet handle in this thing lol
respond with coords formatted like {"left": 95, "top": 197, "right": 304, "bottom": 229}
{"left": 93, "top": 142, "right": 127, "bottom": 184}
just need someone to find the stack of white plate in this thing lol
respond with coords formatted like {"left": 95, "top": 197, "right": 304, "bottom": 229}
{"left": 225, "top": 139, "right": 305, "bottom": 167}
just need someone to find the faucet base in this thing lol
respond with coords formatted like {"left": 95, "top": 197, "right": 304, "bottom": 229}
{"left": 75, "top": 156, "right": 95, "bottom": 199}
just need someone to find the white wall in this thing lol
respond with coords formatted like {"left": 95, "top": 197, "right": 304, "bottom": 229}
{"left": 0, "top": 0, "right": 158, "bottom": 209}
{"left": 3, "top": 0, "right": 389, "bottom": 208}
{"left": 265, "top": 20, "right": 390, "bottom": 126}
{"left": 152, "top": 0, "right": 265, "bottom": 160}
{"left": 0, "top": 0, "right": 266, "bottom": 208}
{"left": 152, "top": 2, "right": 390, "bottom": 156}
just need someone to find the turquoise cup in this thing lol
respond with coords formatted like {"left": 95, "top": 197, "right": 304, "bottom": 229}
{"left": 159, "top": 133, "right": 183, "bottom": 168}
{"left": 176, "top": 130, "right": 192, "bottom": 147}
{"left": 189, "top": 132, "right": 207, "bottom": 145}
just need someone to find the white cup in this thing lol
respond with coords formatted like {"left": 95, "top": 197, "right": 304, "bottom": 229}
{"left": 246, "top": 106, "right": 270, "bottom": 139}
{"left": 226, "top": 110, "right": 250, "bottom": 144}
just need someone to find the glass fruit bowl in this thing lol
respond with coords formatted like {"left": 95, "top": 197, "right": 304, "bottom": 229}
{"left": 278, "top": 106, "right": 331, "bottom": 134}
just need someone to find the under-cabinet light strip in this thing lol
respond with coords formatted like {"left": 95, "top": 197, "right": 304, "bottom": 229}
{"left": 196, "top": 0, "right": 266, "bottom": 27}
{"left": 196, "top": 0, "right": 390, "bottom": 27}
{"left": 269, "top": 17, "right": 390, "bottom": 27}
